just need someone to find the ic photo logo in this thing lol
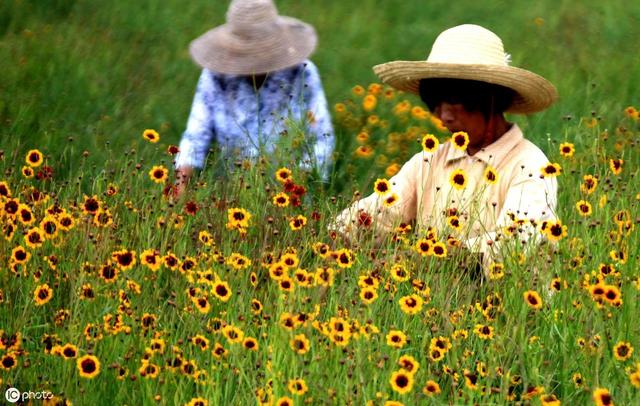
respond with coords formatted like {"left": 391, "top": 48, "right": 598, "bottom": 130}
{"left": 5, "top": 387, "right": 53, "bottom": 403}
{"left": 5, "top": 388, "right": 20, "bottom": 403}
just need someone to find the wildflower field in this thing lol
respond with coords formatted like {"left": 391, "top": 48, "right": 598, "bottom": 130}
{"left": 1, "top": 1, "right": 640, "bottom": 405}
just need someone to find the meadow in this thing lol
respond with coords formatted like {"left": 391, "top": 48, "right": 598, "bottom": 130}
{"left": 1, "top": 0, "right": 640, "bottom": 405}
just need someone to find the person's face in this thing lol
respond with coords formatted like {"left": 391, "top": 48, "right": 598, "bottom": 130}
{"left": 434, "top": 102, "right": 488, "bottom": 150}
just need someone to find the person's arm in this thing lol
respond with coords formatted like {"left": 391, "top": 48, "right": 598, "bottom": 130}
{"left": 174, "top": 69, "right": 217, "bottom": 197}
{"left": 331, "top": 152, "right": 425, "bottom": 242}
{"left": 300, "top": 61, "right": 335, "bottom": 181}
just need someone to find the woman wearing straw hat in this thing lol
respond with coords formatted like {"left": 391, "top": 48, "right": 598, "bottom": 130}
{"left": 333, "top": 24, "right": 559, "bottom": 273}
{"left": 174, "top": 0, "right": 334, "bottom": 196}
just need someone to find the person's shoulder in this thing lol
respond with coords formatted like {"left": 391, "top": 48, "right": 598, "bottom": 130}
{"left": 516, "top": 137, "right": 551, "bottom": 164}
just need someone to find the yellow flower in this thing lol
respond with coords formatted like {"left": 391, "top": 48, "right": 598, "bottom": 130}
{"left": 25, "top": 149, "right": 44, "bottom": 167}
{"left": 142, "top": 129, "right": 160, "bottom": 143}
{"left": 609, "top": 158, "right": 623, "bottom": 175}
{"left": 383, "top": 193, "right": 400, "bottom": 208}
{"left": 287, "top": 378, "right": 308, "bottom": 395}
{"left": 540, "top": 162, "right": 562, "bottom": 177}
{"left": 559, "top": 142, "right": 575, "bottom": 157}
{"left": 355, "top": 145, "right": 374, "bottom": 158}
{"left": 148, "top": 165, "right": 168, "bottom": 183}
{"left": 575, "top": 200, "right": 592, "bottom": 216}
{"left": 449, "top": 169, "right": 467, "bottom": 190}
{"left": 523, "top": 290, "right": 543, "bottom": 310}
{"left": 385, "top": 163, "right": 401, "bottom": 177}
{"left": 275, "top": 167, "right": 292, "bottom": 184}
{"left": 580, "top": 174, "right": 598, "bottom": 194}
{"left": 34, "top": 283, "right": 53, "bottom": 305}
{"left": 374, "top": 178, "right": 391, "bottom": 195}
{"left": 421, "top": 133, "right": 439, "bottom": 153}
{"left": 613, "top": 341, "right": 633, "bottom": 361}
{"left": 352, "top": 85, "right": 365, "bottom": 97}
{"left": 77, "top": 355, "right": 101, "bottom": 379}
{"left": 399, "top": 294, "right": 424, "bottom": 315}
{"left": 386, "top": 330, "right": 407, "bottom": 348}
{"left": 363, "top": 94, "right": 377, "bottom": 111}
{"left": 451, "top": 131, "right": 469, "bottom": 151}
{"left": 289, "top": 215, "right": 307, "bottom": 231}
{"left": 389, "top": 369, "right": 414, "bottom": 394}
{"left": 483, "top": 166, "right": 498, "bottom": 184}
{"left": 422, "top": 380, "right": 441, "bottom": 396}
{"left": 592, "top": 388, "right": 613, "bottom": 406}
{"left": 290, "top": 333, "right": 310, "bottom": 354}
{"left": 272, "top": 192, "right": 290, "bottom": 207}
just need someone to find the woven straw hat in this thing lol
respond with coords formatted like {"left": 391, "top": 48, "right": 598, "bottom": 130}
{"left": 373, "top": 24, "right": 557, "bottom": 114}
{"left": 189, "top": 0, "right": 317, "bottom": 75}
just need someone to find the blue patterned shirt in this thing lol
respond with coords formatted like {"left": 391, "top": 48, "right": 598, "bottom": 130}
{"left": 175, "top": 60, "right": 335, "bottom": 178}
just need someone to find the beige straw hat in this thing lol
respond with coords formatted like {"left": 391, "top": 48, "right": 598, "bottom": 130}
{"left": 373, "top": 24, "right": 558, "bottom": 114}
{"left": 189, "top": 0, "right": 317, "bottom": 75}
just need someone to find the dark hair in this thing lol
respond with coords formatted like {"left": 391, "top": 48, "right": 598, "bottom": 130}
{"left": 418, "top": 78, "right": 515, "bottom": 118}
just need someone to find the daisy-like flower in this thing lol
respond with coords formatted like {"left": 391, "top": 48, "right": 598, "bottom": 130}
{"left": 383, "top": 193, "right": 400, "bottom": 208}
{"left": 592, "top": 388, "right": 613, "bottom": 406}
{"left": 24, "top": 227, "right": 45, "bottom": 249}
{"left": 399, "top": 294, "right": 424, "bottom": 315}
{"left": 142, "top": 129, "right": 160, "bottom": 143}
{"left": 421, "top": 133, "right": 439, "bottom": 153}
{"left": 148, "top": 165, "right": 168, "bottom": 184}
{"left": 77, "top": 354, "right": 101, "bottom": 379}
{"left": 609, "top": 159, "right": 623, "bottom": 175}
{"left": 0, "top": 181, "right": 11, "bottom": 197}
{"left": 275, "top": 167, "right": 293, "bottom": 184}
{"left": 581, "top": 174, "right": 598, "bottom": 194}
{"left": 25, "top": 149, "right": 44, "bottom": 167}
{"left": 333, "top": 248, "right": 355, "bottom": 268}
{"left": 451, "top": 131, "right": 469, "bottom": 151}
{"left": 374, "top": 178, "right": 391, "bottom": 195}
{"left": 422, "top": 380, "right": 441, "bottom": 396}
{"left": 390, "top": 369, "right": 414, "bottom": 394}
{"left": 473, "top": 324, "right": 494, "bottom": 340}
{"left": 11, "top": 246, "right": 31, "bottom": 264}
{"left": 541, "top": 162, "right": 562, "bottom": 177}
{"left": 227, "top": 208, "right": 251, "bottom": 229}
{"left": 415, "top": 238, "right": 432, "bottom": 256}
{"left": 287, "top": 378, "right": 309, "bottom": 395}
{"left": 290, "top": 333, "right": 310, "bottom": 354}
{"left": 386, "top": 330, "right": 407, "bottom": 348}
{"left": 211, "top": 281, "right": 232, "bottom": 302}
{"left": 289, "top": 215, "right": 307, "bottom": 231}
{"left": 484, "top": 166, "right": 498, "bottom": 184}
{"left": 34, "top": 284, "right": 53, "bottom": 305}
{"left": 613, "top": 341, "right": 633, "bottom": 361}
{"left": 544, "top": 220, "right": 567, "bottom": 242}
{"left": 449, "top": 169, "right": 467, "bottom": 190}
{"left": 272, "top": 192, "right": 290, "bottom": 207}
{"left": 488, "top": 263, "right": 504, "bottom": 280}
{"left": 523, "top": 290, "right": 543, "bottom": 310}
{"left": 559, "top": 142, "right": 575, "bottom": 157}
{"left": 22, "top": 166, "right": 34, "bottom": 178}
{"left": 575, "top": 200, "right": 592, "bottom": 216}
{"left": 362, "top": 94, "right": 377, "bottom": 111}
{"left": 398, "top": 355, "right": 419, "bottom": 375}
{"left": 431, "top": 242, "right": 447, "bottom": 258}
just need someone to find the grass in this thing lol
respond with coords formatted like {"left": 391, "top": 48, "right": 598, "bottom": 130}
{"left": 1, "top": 0, "right": 640, "bottom": 405}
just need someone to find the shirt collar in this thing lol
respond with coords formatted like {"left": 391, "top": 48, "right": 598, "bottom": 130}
{"left": 445, "top": 123, "right": 524, "bottom": 166}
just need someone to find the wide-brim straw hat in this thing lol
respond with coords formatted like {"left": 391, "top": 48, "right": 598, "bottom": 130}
{"left": 373, "top": 24, "right": 558, "bottom": 114}
{"left": 189, "top": 0, "right": 317, "bottom": 75}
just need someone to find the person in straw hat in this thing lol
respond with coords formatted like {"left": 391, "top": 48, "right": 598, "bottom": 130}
{"left": 332, "top": 24, "right": 559, "bottom": 274}
{"left": 174, "top": 0, "right": 334, "bottom": 196}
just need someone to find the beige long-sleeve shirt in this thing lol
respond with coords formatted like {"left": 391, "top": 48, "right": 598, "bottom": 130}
{"left": 333, "top": 124, "right": 558, "bottom": 266}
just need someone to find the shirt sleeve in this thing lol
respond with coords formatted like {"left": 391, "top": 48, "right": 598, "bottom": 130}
{"left": 300, "top": 61, "right": 335, "bottom": 180}
{"left": 463, "top": 168, "right": 558, "bottom": 269}
{"left": 174, "top": 69, "right": 217, "bottom": 169}
{"left": 331, "top": 152, "right": 424, "bottom": 241}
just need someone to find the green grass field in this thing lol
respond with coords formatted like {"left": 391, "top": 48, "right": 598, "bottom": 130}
{"left": 1, "top": 0, "right": 640, "bottom": 405}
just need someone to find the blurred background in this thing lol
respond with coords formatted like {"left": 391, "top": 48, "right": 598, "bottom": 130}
{"left": 1, "top": 0, "right": 639, "bottom": 188}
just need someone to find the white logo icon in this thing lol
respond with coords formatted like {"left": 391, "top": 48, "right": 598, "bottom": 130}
{"left": 5, "top": 387, "right": 20, "bottom": 403}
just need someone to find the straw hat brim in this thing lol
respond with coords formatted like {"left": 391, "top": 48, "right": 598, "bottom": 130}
{"left": 189, "top": 16, "right": 317, "bottom": 75}
{"left": 373, "top": 61, "right": 558, "bottom": 114}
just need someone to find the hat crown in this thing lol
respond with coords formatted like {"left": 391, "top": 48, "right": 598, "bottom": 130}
{"left": 427, "top": 24, "right": 509, "bottom": 66}
{"left": 227, "top": 0, "right": 279, "bottom": 36}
